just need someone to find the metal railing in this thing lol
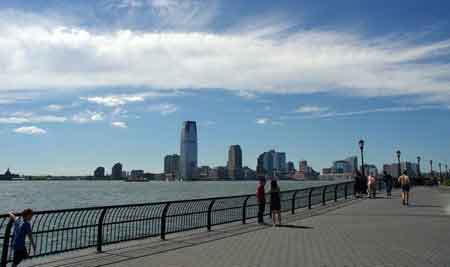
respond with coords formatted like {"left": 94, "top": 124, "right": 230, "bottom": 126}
{"left": 0, "top": 180, "right": 368, "bottom": 266}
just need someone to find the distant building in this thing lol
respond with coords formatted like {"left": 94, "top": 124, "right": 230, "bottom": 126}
{"left": 227, "top": 145, "right": 243, "bottom": 179}
{"left": 320, "top": 156, "right": 359, "bottom": 180}
{"left": 294, "top": 160, "right": 319, "bottom": 180}
{"left": 209, "top": 166, "right": 228, "bottom": 179}
{"left": 287, "top": 161, "right": 296, "bottom": 174}
{"left": 242, "top": 166, "right": 257, "bottom": 180}
{"left": 362, "top": 164, "right": 378, "bottom": 177}
{"left": 111, "top": 163, "right": 123, "bottom": 179}
{"left": 344, "top": 156, "right": 358, "bottom": 173}
{"left": 164, "top": 154, "right": 180, "bottom": 179}
{"left": 130, "top": 170, "right": 144, "bottom": 178}
{"left": 198, "top": 166, "right": 212, "bottom": 179}
{"left": 384, "top": 162, "right": 418, "bottom": 178}
{"left": 332, "top": 160, "right": 353, "bottom": 174}
{"left": 94, "top": 167, "right": 105, "bottom": 178}
{"left": 256, "top": 150, "right": 286, "bottom": 178}
{"left": 180, "top": 121, "right": 198, "bottom": 180}
{"left": 0, "top": 168, "right": 19, "bottom": 180}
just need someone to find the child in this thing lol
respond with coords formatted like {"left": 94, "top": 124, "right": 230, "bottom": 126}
{"left": 8, "top": 209, "right": 36, "bottom": 267}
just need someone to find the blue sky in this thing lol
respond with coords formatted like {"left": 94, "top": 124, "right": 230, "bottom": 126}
{"left": 1, "top": 0, "right": 450, "bottom": 175}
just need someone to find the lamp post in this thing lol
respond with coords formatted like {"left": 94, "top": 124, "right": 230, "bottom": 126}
{"left": 446, "top": 164, "right": 448, "bottom": 178}
{"left": 396, "top": 150, "right": 401, "bottom": 177}
{"left": 358, "top": 140, "right": 365, "bottom": 177}
{"left": 439, "top": 163, "right": 442, "bottom": 183}
{"left": 417, "top": 156, "right": 421, "bottom": 177}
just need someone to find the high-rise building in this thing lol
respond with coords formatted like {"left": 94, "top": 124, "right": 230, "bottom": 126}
{"left": 111, "top": 163, "right": 123, "bottom": 179}
{"left": 287, "top": 161, "right": 296, "bottom": 174}
{"left": 274, "top": 152, "right": 286, "bottom": 173}
{"left": 94, "top": 167, "right": 105, "bottom": 178}
{"left": 180, "top": 121, "right": 198, "bottom": 180}
{"left": 227, "top": 145, "right": 243, "bottom": 179}
{"left": 164, "top": 154, "right": 180, "bottom": 178}
{"left": 299, "top": 160, "right": 308, "bottom": 172}
{"left": 257, "top": 150, "right": 286, "bottom": 177}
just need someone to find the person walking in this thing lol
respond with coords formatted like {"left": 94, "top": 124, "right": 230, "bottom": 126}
{"left": 269, "top": 180, "right": 282, "bottom": 226}
{"left": 367, "top": 175, "right": 376, "bottom": 198}
{"left": 383, "top": 171, "right": 393, "bottom": 198}
{"left": 9, "top": 209, "right": 36, "bottom": 267}
{"left": 256, "top": 177, "right": 266, "bottom": 224}
{"left": 398, "top": 171, "right": 411, "bottom": 205}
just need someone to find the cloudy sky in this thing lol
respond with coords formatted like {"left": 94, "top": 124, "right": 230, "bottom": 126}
{"left": 1, "top": 0, "right": 450, "bottom": 175}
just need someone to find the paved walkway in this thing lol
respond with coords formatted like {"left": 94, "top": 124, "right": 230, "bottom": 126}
{"left": 25, "top": 187, "right": 450, "bottom": 267}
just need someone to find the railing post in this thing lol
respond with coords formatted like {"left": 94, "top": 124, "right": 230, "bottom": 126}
{"left": 344, "top": 183, "right": 348, "bottom": 199}
{"left": 242, "top": 196, "right": 251, "bottom": 224}
{"left": 207, "top": 200, "right": 216, "bottom": 232}
{"left": 96, "top": 208, "right": 108, "bottom": 253}
{"left": 1, "top": 219, "right": 14, "bottom": 267}
{"left": 322, "top": 186, "right": 327, "bottom": 205}
{"left": 308, "top": 188, "right": 314, "bottom": 209}
{"left": 160, "top": 203, "right": 171, "bottom": 240}
{"left": 291, "top": 191, "right": 299, "bottom": 214}
{"left": 334, "top": 184, "right": 339, "bottom": 202}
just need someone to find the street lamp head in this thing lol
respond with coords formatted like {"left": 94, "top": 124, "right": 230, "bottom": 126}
{"left": 358, "top": 140, "right": 364, "bottom": 150}
{"left": 417, "top": 156, "right": 421, "bottom": 162}
{"left": 396, "top": 150, "right": 401, "bottom": 158}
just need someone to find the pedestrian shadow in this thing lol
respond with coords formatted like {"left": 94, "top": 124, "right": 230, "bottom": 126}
{"left": 276, "top": 224, "right": 314, "bottom": 229}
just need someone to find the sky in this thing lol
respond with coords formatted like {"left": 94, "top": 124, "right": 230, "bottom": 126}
{"left": 1, "top": 0, "right": 450, "bottom": 176}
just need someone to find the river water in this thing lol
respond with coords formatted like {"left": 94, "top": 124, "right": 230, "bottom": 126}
{"left": 0, "top": 180, "right": 335, "bottom": 213}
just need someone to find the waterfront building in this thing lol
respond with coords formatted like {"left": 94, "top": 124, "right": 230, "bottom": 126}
{"left": 199, "top": 166, "right": 212, "bottom": 179}
{"left": 94, "top": 167, "right": 105, "bottom": 178}
{"left": 344, "top": 156, "right": 358, "bottom": 173}
{"left": 208, "top": 166, "right": 228, "bottom": 179}
{"left": 227, "top": 145, "right": 243, "bottom": 179}
{"left": 111, "top": 163, "right": 123, "bottom": 179}
{"left": 362, "top": 164, "right": 378, "bottom": 177}
{"left": 294, "top": 161, "right": 319, "bottom": 180}
{"left": 164, "top": 154, "right": 180, "bottom": 179}
{"left": 130, "top": 170, "right": 144, "bottom": 178}
{"left": 332, "top": 160, "right": 353, "bottom": 174}
{"left": 180, "top": 121, "right": 198, "bottom": 180}
{"left": 242, "top": 166, "right": 257, "bottom": 180}
{"left": 0, "top": 168, "right": 19, "bottom": 180}
{"left": 384, "top": 162, "right": 418, "bottom": 178}
{"left": 287, "top": 161, "right": 296, "bottom": 174}
{"left": 274, "top": 152, "right": 287, "bottom": 173}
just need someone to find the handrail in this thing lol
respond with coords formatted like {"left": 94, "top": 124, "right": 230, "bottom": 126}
{"left": 0, "top": 181, "right": 356, "bottom": 265}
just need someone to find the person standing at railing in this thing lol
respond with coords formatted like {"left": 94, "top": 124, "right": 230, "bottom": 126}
{"left": 8, "top": 209, "right": 36, "bottom": 267}
{"left": 256, "top": 177, "right": 266, "bottom": 224}
{"left": 270, "top": 180, "right": 282, "bottom": 226}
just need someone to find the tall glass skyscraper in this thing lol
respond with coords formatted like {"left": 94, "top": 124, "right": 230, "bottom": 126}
{"left": 180, "top": 121, "right": 198, "bottom": 180}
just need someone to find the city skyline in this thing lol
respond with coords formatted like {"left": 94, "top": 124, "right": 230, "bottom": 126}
{"left": 1, "top": 0, "right": 450, "bottom": 175}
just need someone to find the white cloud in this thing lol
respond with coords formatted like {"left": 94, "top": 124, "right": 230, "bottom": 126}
{"left": 72, "top": 110, "right": 105, "bottom": 123}
{"left": 256, "top": 118, "right": 270, "bottom": 125}
{"left": 290, "top": 105, "right": 446, "bottom": 120}
{"left": 81, "top": 92, "right": 180, "bottom": 107}
{"left": 147, "top": 103, "right": 178, "bottom": 115}
{"left": 1, "top": 11, "right": 450, "bottom": 104}
{"left": 111, "top": 121, "right": 128, "bottom": 128}
{"left": 294, "top": 105, "right": 329, "bottom": 114}
{"left": 45, "top": 104, "right": 64, "bottom": 111}
{"left": 236, "top": 91, "right": 258, "bottom": 100}
{"left": 13, "top": 126, "right": 47, "bottom": 135}
{"left": 0, "top": 114, "right": 67, "bottom": 124}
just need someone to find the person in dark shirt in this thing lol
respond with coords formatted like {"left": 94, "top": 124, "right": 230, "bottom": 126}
{"left": 270, "top": 180, "right": 281, "bottom": 226}
{"left": 383, "top": 171, "right": 393, "bottom": 198}
{"left": 256, "top": 177, "right": 266, "bottom": 224}
{"left": 9, "top": 209, "right": 36, "bottom": 267}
